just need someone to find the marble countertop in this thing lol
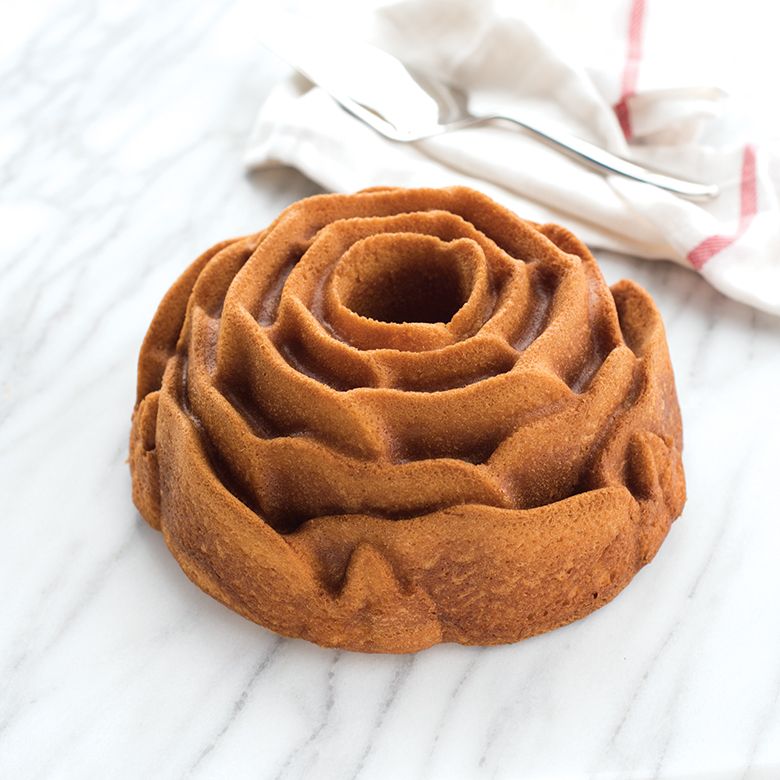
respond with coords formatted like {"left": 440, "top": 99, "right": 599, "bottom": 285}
{"left": 2, "top": 1, "right": 779, "bottom": 778}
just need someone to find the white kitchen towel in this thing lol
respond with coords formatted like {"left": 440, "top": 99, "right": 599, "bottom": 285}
{"left": 245, "top": 0, "right": 780, "bottom": 316}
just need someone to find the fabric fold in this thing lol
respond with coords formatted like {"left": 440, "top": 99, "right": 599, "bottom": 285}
{"left": 245, "top": 0, "right": 780, "bottom": 315}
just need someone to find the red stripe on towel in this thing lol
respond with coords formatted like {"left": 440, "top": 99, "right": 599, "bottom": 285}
{"left": 614, "top": 0, "right": 646, "bottom": 139}
{"left": 687, "top": 144, "right": 758, "bottom": 271}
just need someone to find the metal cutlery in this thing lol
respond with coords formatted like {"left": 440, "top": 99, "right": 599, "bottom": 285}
{"left": 253, "top": 12, "right": 718, "bottom": 201}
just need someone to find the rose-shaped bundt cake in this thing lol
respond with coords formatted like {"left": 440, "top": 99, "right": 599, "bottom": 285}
{"left": 130, "top": 186, "right": 685, "bottom": 653}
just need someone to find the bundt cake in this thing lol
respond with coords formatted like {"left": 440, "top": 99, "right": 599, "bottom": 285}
{"left": 129, "top": 185, "right": 685, "bottom": 653}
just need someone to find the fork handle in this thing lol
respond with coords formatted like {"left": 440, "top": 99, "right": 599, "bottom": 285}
{"left": 492, "top": 114, "right": 719, "bottom": 201}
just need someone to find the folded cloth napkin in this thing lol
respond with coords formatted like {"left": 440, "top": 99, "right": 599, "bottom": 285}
{"left": 245, "top": 0, "right": 780, "bottom": 316}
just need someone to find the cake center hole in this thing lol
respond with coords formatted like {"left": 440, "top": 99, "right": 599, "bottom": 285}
{"left": 338, "top": 235, "right": 476, "bottom": 325}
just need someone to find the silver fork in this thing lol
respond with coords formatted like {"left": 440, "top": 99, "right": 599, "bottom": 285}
{"left": 255, "top": 12, "right": 719, "bottom": 202}
{"left": 351, "top": 69, "right": 719, "bottom": 202}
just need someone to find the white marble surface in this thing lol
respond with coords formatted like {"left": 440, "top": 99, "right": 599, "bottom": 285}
{"left": 2, "top": 1, "right": 779, "bottom": 778}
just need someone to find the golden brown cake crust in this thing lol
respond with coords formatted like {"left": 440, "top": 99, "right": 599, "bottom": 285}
{"left": 129, "top": 186, "right": 685, "bottom": 653}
